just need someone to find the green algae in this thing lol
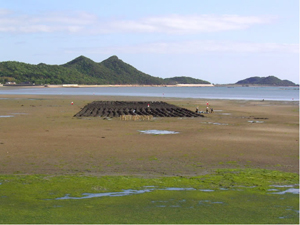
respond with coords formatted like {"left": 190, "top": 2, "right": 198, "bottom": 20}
{"left": 0, "top": 169, "right": 298, "bottom": 224}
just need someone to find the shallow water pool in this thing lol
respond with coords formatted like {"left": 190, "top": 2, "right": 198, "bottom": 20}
{"left": 139, "top": 130, "right": 179, "bottom": 134}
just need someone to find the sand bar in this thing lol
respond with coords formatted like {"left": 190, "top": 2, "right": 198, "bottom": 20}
{"left": 0, "top": 94, "right": 298, "bottom": 176}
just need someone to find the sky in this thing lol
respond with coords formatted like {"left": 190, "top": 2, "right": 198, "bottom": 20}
{"left": 0, "top": 0, "right": 299, "bottom": 84}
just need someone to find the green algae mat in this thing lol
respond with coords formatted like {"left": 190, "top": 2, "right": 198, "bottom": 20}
{"left": 0, "top": 169, "right": 298, "bottom": 224}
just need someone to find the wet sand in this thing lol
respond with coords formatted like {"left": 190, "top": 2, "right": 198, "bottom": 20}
{"left": 0, "top": 94, "right": 298, "bottom": 176}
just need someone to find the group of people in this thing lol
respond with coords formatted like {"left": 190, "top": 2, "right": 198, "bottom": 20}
{"left": 206, "top": 106, "right": 214, "bottom": 113}
{"left": 195, "top": 103, "right": 214, "bottom": 114}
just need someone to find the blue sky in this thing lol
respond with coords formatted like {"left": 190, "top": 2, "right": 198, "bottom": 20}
{"left": 0, "top": 0, "right": 298, "bottom": 84}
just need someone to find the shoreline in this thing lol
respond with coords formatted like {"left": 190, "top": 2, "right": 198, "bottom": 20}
{"left": 0, "top": 85, "right": 298, "bottom": 102}
{"left": 1, "top": 83, "right": 298, "bottom": 88}
{"left": 47, "top": 84, "right": 215, "bottom": 88}
{"left": 0, "top": 84, "right": 215, "bottom": 88}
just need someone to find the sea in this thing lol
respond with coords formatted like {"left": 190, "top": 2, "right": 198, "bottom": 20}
{"left": 0, "top": 86, "right": 299, "bottom": 101}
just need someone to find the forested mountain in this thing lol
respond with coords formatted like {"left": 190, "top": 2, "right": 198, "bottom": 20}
{"left": 164, "top": 76, "right": 210, "bottom": 85}
{"left": 0, "top": 60, "right": 94, "bottom": 84}
{"left": 236, "top": 76, "right": 296, "bottom": 86}
{"left": 61, "top": 55, "right": 111, "bottom": 84}
{"left": 0, "top": 55, "right": 209, "bottom": 85}
{"left": 98, "top": 56, "right": 164, "bottom": 85}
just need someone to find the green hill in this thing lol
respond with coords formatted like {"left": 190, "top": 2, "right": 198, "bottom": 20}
{"left": 99, "top": 56, "right": 165, "bottom": 85}
{"left": 0, "top": 55, "right": 209, "bottom": 85}
{"left": 164, "top": 76, "right": 210, "bottom": 85}
{"left": 0, "top": 59, "right": 100, "bottom": 85}
{"left": 236, "top": 76, "right": 296, "bottom": 86}
{"left": 61, "top": 55, "right": 117, "bottom": 84}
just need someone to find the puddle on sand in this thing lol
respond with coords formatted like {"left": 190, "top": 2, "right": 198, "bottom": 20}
{"left": 201, "top": 122, "right": 228, "bottom": 126}
{"left": 163, "top": 187, "right": 195, "bottom": 191}
{"left": 199, "top": 189, "right": 215, "bottom": 192}
{"left": 0, "top": 113, "right": 28, "bottom": 118}
{"left": 52, "top": 184, "right": 299, "bottom": 208}
{"left": 139, "top": 130, "right": 179, "bottom": 135}
{"left": 248, "top": 120, "right": 264, "bottom": 123}
{"left": 54, "top": 187, "right": 196, "bottom": 200}
{"left": 56, "top": 189, "right": 152, "bottom": 200}
{"left": 271, "top": 185, "right": 295, "bottom": 188}
{"left": 269, "top": 188, "right": 299, "bottom": 195}
{"left": 268, "top": 184, "right": 299, "bottom": 195}
{"left": 53, "top": 184, "right": 299, "bottom": 201}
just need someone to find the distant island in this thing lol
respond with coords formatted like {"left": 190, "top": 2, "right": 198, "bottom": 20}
{"left": 0, "top": 55, "right": 210, "bottom": 86}
{"left": 0, "top": 56, "right": 297, "bottom": 86}
{"left": 235, "top": 76, "right": 297, "bottom": 86}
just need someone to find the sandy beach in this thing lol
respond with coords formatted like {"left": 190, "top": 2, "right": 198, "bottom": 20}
{"left": 0, "top": 94, "right": 298, "bottom": 176}
{"left": 0, "top": 84, "right": 215, "bottom": 88}
{"left": 48, "top": 84, "right": 215, "bottom": 88}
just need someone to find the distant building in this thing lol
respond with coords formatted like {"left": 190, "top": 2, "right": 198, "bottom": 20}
{"left": 63, "top": 84, "right": 79, "bottom": 87}
{"left": 19, "top": 82, "right": 33, "bottom": 85}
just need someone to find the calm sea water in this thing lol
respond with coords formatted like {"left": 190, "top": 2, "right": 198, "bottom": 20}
{"left": 0, "top": 86, "right": 298, "bottom": 101}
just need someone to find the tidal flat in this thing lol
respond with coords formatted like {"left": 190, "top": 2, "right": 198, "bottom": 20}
{"left": 0, "top": 94, "right": 299, "bottom": 223}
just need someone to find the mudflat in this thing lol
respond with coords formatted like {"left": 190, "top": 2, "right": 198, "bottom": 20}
{"left": 0, "top": 94, "right": 298, "bottom": 176}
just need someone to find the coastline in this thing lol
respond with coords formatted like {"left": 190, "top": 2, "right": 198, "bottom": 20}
{"left": 47, "top": 84, "right": 215, "bottom": 88}
{"left": 1, "top": 83, "right": 298, "bottom": 88}
{"left": 0, "top": 83, "right": 214, "bottom": 88}
{"left": 0, "top": 84, "right": 298, "bottom": 102}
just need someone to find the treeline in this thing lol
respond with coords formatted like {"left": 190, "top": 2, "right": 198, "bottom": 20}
{"left": 236, "top": 76, "right": 297, "bottom": 86}
{"left": 0, "top": 60, "right": 99, "bottom": 85}
{"left": 0, "top": 55, "right": 210, "bottom": 85}
{"left": 164, "top": 76, "right": 210, "bottom": 85}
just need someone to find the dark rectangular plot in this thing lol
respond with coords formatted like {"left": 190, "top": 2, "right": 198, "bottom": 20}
{"left": 74, "top": 101, "right": 204, "bottom": 118}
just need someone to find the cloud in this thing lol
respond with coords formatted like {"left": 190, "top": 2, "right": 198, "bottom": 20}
{"left": 0, "top": 9, "right": 12, "bottom": 16}
{"left": 0, "top": 9, "right": 274, "bottom": 34}
{"left": 0, "top": 10, "right": 96, "bottom": 33}
{"left": 64, "top": 40, "right": 299, "bottom": 55}
{"left": 109, "top": 14, "right": 274, "bottom": 34}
